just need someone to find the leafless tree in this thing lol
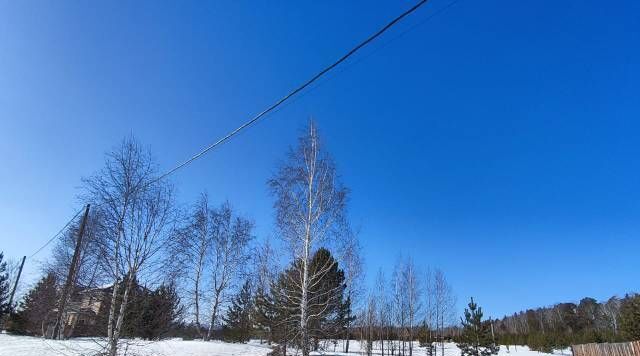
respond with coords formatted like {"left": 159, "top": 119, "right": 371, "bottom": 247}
{"left": 601, "top": 296, "right": 621, "bottom": 336}
{"left": 375, "top": 269, "right": 391, "bottom": 356}
{"left": 363, "top": 293, "right": 377, "bottom": 356}
{"left": 391, "top": 259, "right": 407, "bottom": 355}
{"left": 253, "top": 237, "right": 278, "bottom": 295}
{"left": 171, "top": 194, "right": 253, "bottom": 341}
{"left": 171, "top": 193, "right": 213, "bottom": 337}
{"left": 390, "top": 257, "right": 422, "bottom": 356}
{"left": 431, "top": 268, "right": 455, "bottom": 356}
{"left": 204, "top": 201, "right": 253, "bottom": 341}
{"left": 338, "top": 230, "right": 363, "bottom": 353}
{"left": 402, "top": 258, "right": 421, "bottom": 356}
{"left": 83, "top": 137, "right": 176, "bottom": 356}
{"left": 268, "top": 121, "right": 349, "bottom": 356}
{"left": 424, "top": 268, "right": 436, "bottom": 353}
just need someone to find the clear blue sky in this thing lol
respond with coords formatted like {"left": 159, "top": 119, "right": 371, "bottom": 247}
{"left": 1, "top": 0, "right": 639, "bottom": 318}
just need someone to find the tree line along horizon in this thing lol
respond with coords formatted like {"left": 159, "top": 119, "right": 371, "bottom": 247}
{"left": 0, "top": 122, "right": 638, "bottom": 356}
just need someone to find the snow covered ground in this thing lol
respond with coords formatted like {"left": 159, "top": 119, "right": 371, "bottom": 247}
{"left": 0, "top": 334, "right": 273, "bottom": 356}
{"left": 0, "top": 335, "right": 569, "bottom": 356}
{"left": 309, "top": 340, "right": 570, "bottom": 356}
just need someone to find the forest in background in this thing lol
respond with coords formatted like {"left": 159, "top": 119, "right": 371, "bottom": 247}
{"left": 493, "top": 293, "right": 640, "bottom": 352}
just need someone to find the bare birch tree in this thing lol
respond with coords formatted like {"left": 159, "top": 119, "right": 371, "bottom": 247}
{"left": 376, "top": 269, "right": 391, "bottom": 356}
{"left": 432, "top": 268, "right": 455, "bottom": 356}
{"left": 268, "top": 122, "right": 349, "bottom": 356}
{"left": 83, "top": 137, "right": 176, "bottom": 356}
{"left": 402, "top": 258, "right": 422, "bottom": 356}
{"left": 363, "top": 293, "right": 377, "bottom": 356}
{"left": 338, "top": 230, "right": 363, "bottom": 353}
{"left": 392, "top": 259, "right": 407, "bottom": 355}
{"left": 601, "top": 296, "right": 621, "bottom": 336}
{"left": 172, "top": 193, "right": 213, "bottom": 337}
{"left": 424, "top": 268, "right": 437, "bottom": 355}
{"left": 205, "top": 202, "right": 253, "bottom": 340}
{"left": 253, "top": 237, "right": 278, "bottom": 296}
{"left": 390, "top": 257, "right": 422, "bottom": 356}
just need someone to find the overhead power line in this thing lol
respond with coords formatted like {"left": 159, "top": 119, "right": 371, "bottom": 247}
{"left": 28, "top": 207, "right": 84, "bottom": 259}
{"left": 28, "top": 0, "right": 432, "bottom": 258}
{"left": 257, "top": 0, "right": 461, "bottom": 119}
{"left": 154, "top": 0, "right": 430, "bottom": 183}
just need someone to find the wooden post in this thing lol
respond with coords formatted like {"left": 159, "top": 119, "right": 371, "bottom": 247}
{"left": 54, "top": 204, "right": 90, "bottom": 340}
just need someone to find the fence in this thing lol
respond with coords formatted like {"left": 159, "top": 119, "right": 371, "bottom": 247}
{"left": 571, "top": 341, "right": 640, "bottom": 356}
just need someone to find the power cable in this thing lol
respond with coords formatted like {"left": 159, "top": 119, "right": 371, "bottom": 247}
{"left": 28, "top": 207, "right": 84, "bottom": 259}
{"left": 27, "top": 0, "right": 434, "bottom": 258}
{"left": 153, "top": 0, "right": 431, "bottom": 183}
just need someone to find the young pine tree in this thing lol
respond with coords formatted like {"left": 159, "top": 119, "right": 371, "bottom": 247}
{"left": 223, "top": 280, "right": 253, "bottom": 342}
{"left": 457, "top": 297, "right": 499, "bottom": 356}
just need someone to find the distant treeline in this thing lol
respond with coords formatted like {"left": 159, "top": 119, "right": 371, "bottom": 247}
{"left": 491, "top": 294, "right": 640, "bottom": 352}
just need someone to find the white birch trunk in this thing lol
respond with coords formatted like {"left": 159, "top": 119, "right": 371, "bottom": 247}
{"left": 109, "top": 273, "right": 134, "bottom": 356}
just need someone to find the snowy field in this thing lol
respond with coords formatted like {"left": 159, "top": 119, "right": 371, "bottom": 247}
{"left": 0, "top": 334, "right": 272, "bottom": 356}
{"left": 0, "top": 334, "right": 568, "bottom": 356}
{"left": 310, "top": 340, "right": 570, "bottom": 356}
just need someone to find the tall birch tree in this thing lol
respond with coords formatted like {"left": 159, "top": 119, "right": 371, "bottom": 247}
{"left": 433, "top": 268, "right": 455, "bottom": 356}
{"left": 376, "top": 270, "right": 391, "bottom": 356}
{"left": 402, "top": 258, "right": 422, "bottom": 356}
{"left": 205, "top": 202, "right": 253, "bottom": 340}
{"left": 172, "top": 193, "right": 213, "bottom": 337}
{"left": 268, "top": 122, "right": 349, "bottom": 356}
{"left": 83, "top": 137, "right": 176, "bottom": 356}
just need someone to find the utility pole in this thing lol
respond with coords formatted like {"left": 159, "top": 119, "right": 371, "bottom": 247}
{"left": 7, "top": 255, "right": 26, "bottom": 310}
{"left": 0, "top": 255, "right": 25, "bottom": 330}
{"left": 53, "top": 204, "right": 90, "bottom": 340}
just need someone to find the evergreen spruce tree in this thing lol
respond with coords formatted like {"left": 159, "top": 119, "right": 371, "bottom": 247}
{"left": 269, "top": 271, "right": 298, "bottom": 355}
{"left": 264, "top": 248, "right": 350, "bottom": 353}
{"left": 304, "top": 248, "right": 350, "bottom": 343}
{"left": 457, "top": 297, "right": 500, "bottom": 356}
{"left": 0, "top": 252, "right": 11, "bottom": 317}
{"left": 14, "top": 273, "right": 58, "bottom": 335}
{"left": 223, "top": 280, "right": 254, "bottom": 342}
{"left": 620, "top": 294, "right": 640, "bottom": 340}
{"left": 138, "top": 283, "right": 183, "bottom": 340}
{"left": 253, "top": 285, "right": 276, "bottom": 343}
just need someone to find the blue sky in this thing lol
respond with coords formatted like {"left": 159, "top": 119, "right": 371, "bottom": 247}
{"left": 1, "top": 0, "right": 639, "bottom": 318}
